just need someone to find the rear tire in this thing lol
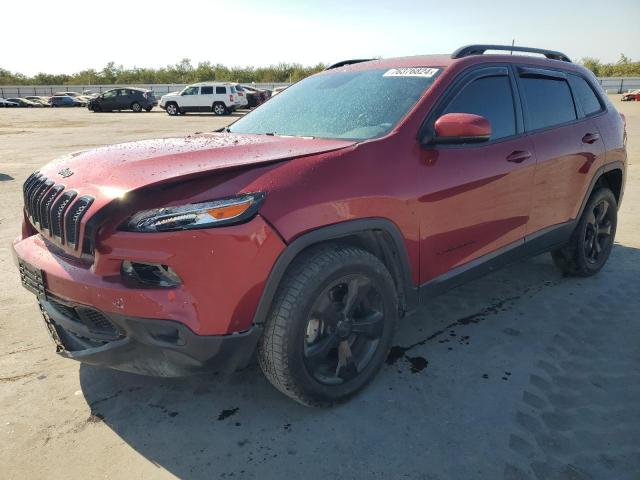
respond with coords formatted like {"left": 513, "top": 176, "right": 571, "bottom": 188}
{"left": 144, "top": 106, "right": 152, "bottom": 112}
{"left": 258, "top": 245, "right": 398, "bottom": 406}
{"left": 551, "top": 187, "right": 617, "bottom": 277}
{"left": 131, "top": 102, "right": 142, "bottom": 112}
{"left": 213, "top": 102, "right": 227, "bottom": 116}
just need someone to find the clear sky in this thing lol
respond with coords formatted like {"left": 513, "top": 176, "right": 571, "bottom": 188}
{"left": 3, "top": 0, "right": 639, "bottom": 75}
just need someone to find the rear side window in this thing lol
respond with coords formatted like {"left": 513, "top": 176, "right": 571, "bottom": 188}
{"left": 520, "top": 77, "right": 577, "bottom": 130}
{"left": 215, "top": 86, "right": 226, "bottom": 94}
{"left": 443, "top": 75, "right": 516, "bottom": 140}
{"left": 568, "top": 74, "right": 603, "bottom": 116}
{"left": 201, "top": 86, "right": 213, "bottom": 94}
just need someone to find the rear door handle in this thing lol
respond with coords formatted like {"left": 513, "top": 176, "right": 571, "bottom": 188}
{"left": 582, "top": 133, "right": 600, "bottom": 144}
{"left": 506, "top": 150, "right": 532, "bottom": 163}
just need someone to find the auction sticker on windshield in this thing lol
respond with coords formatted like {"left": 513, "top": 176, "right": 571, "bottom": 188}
{"left": 383, "top": 67, "right": 440, "bottom": 78}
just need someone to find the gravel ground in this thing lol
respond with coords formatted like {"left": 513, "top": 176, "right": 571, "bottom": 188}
{"left": 0, "top": 100, "right": 639, "bottom": 480}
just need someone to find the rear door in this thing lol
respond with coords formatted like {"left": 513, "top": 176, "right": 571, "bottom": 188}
{"left": 418, "top": 66, "right": 536, "bottom": 283}
{"left": 200, "top": 86, "right": 215, "bottom": 112}
{"left": 215, "top": 86, "right": 228, "bottom": 108}
{"left": 116, "top": 89, "right": 131, "bottom": 110}
{"left": 517, "top": 67, "right": 606, "bottom": 235}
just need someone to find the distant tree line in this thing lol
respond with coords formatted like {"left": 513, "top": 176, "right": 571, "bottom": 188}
{"left": 0, "top": 58, "right": 327, "bottom": 85}
{"left": 580, "top": 54, "right": 640, "bottom": 77}
{"left": 1, "top": 54, "right": 639, "bottom": 86}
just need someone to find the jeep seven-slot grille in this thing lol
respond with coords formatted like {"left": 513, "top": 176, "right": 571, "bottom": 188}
{"left": 22, "top": 172, "right": 93, "bottom": 251}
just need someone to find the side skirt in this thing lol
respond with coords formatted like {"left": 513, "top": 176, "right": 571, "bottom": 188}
{"left": 417, "top": 219, "right": 576, "bottom": 303}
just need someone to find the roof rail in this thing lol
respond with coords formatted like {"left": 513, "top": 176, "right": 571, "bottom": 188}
{"left": 326, "top": 59, "right": 375, "bottom": 70}
{"left": 451, "top": 44, "right": 571, "bottom": 63}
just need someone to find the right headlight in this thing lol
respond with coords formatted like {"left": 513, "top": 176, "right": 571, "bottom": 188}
{"left": 121, "top": 192, "right": 265, "bottom": 232}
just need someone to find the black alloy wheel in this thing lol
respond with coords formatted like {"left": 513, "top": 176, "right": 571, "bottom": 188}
{"left": 552, "top": 187, "right": 617, "bottom": 276}
{"left": 303, "top": 274, "right": 385, "bottom": 385}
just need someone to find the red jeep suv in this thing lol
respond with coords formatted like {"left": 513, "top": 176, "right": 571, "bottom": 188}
{"left": 14, "top": 45, "right": 626, "bottom": 406}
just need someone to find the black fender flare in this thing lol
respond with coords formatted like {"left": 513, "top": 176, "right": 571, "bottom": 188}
{"left": 576, "top": 160, "right": 625, "bottom": 220}
{"left": 252, "top": 217, "right": 418, "bottom": 326}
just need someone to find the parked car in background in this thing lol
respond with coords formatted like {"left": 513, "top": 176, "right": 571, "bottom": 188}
{"left": 88, "top": 88, "right": 157, "bottom": 112}
{"left": 49, "top": 96, "right": 85, "bottom": 107}
{"left": 271, "top": 86, "right": 288, "bottom": 96}
{"left": 24, "top": 96, "right": 52, "bottom": 107}
{"left": 0, "top": 98, "right": 19, "bottom": 107}
{"left": 159, "top": 82, "right": 237, "bottom": 115}
{"left": 621, "top": 89, "right": 640, "bottom": 101}
{"left": 6, "top": 98, "right": 41, "bottom": 107}
{"left": 233, "top": 85, "right": 249, "bottom": 109}
{"left": 53, "top": 92, "right": 90, "bottom": 105}
{"left": 54, "top": 91, "right": 81, "bottom": 98}
{"left": 241, "top": 85, "right": 270, "bottom": 107}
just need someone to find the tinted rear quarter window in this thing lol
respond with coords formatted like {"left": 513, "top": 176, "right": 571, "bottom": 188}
{"left": 519, "top": 76, "right": 577, "bottom": 130}
{"left": 443, "top": 75, "right": 516, "bottom": 140}
{"left": 201, "top": 86, "right": 214, "bottom": 94}
{"left": 215, "top": 86, "right": 226, "bottom": 94}
{"left": 568, "top": 74, "right": 603, "bottom": 116}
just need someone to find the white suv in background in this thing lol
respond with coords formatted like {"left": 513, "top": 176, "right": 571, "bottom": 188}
{"left": 159, "top": 82, "right": 237, "bottom": 116}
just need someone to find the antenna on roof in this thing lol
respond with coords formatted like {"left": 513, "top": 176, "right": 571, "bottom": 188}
{"left": 510, "top": 39, "right": 515, "bottom": 55}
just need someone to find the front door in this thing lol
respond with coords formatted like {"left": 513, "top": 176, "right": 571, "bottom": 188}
{"left": 180, "top": 86, "right": 200, "bottom": 112}
{"left": 100, "top": 89, "right": 118, "bottom": 110}
{"left": 418, "top": 66, "right": 536, "bottom": 283}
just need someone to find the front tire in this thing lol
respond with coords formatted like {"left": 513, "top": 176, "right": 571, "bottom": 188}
{"left": 165, "top": 102, "right": 179, "bottom": 116}
{"left": 551, "top": 187, "right": 617, "bottom": 277}
{"left": 258, "top": 245, "right": 398, "bottom": 406}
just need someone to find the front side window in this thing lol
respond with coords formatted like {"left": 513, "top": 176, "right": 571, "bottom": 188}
{"left": 215, "top": 86, "right": 226, "bottom": 94}
{"left": 230, "top": 67, "right": 441, "bottom": 140}
{"left": 103, "top": 90, "right": 117, "bottom": 98}
{"left": 568, "top": 74, "right": 603, "bottom": 116}
{"left": 520, "top": 76, "right": 577, "bottom": 130}
{"left": 182, "top": 86, "right": 199, "bottom": 96}
{"left": 442, "top": 75, "right": 516, "bottom": 140}
{"left": 201, "top": 86, "right": 214, "bottom": 95}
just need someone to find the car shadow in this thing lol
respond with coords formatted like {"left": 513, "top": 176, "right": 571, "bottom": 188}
{"left": 78, "top": 243, "right": 640, "bottom": 479}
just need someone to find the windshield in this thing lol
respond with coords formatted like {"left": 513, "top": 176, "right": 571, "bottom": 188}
{"left": 229, "top": 67, "right": 441, "bottom": 140}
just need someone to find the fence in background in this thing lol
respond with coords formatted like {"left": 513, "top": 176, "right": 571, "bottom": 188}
{"left": 597, "top": 77, "right": 640, "bottom": 93}
{"left": 1, "top": 78, "right": 639, "bottom": 99}
{"left": 0, "top": 83, "right": 291, "bottom": 98}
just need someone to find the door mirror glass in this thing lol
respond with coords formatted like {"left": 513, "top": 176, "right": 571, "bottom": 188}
{"left": 432, "top": 113, "right": 491, "bottom": 144}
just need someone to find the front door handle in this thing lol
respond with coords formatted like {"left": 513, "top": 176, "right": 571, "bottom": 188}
{"left": 506, "top": 150, "right": 532, "bottom": 163}
{"left": 582, "top": 133, "right": 600, "bottom": 144}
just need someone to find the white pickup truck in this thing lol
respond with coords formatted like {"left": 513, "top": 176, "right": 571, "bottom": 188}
{"left": 159, "top": 82, "right": 238, "bottom": 115}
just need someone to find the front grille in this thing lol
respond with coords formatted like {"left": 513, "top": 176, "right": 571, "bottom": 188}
{"left": 22, "top": 172, "right": 93, "bottom": 252}
{"left": 65, "top": 196, "right": 94, "bottom": 247}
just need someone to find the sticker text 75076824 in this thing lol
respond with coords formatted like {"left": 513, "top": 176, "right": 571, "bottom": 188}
{"left": 383, "top": 67, "right": 441, "bottom": 78}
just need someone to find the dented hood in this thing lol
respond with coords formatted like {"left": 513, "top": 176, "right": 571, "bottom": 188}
{"left": 38, "top": 133, "right": 355, "bottom": 203}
